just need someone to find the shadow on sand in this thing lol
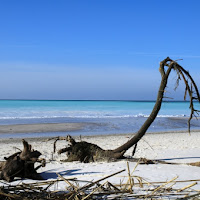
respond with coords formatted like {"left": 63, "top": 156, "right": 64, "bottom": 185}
{"left": 40, "top": 168, "right": 101, "bottom": 180}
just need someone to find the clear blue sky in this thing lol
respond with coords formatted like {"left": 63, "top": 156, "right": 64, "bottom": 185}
{"left": 0, "top": 0, "right": 200, "bottom": 100}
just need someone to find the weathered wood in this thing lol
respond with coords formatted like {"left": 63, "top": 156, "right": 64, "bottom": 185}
{"left": 0, "top": 139, "right": 45, "bottom": 182}
{"left": 58, "top": 135, "right": 125, "bottom": 162}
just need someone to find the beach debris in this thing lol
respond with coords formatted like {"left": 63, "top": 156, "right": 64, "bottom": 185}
{"left": 126, "top": 157, "right": 200, "bottom": 167}
{"left": 55, "top": 135, "right": 200, "bottom": 167}
{"left": 0, "top": 162, "right": 200, "bottom": 199}
{"left": 56, "top": 135, "right": 126, "bottom": 162}
{"left": 0, "top": 139, "right": 46, "bottom": 182}
{"left": 54, "top": 57, "right": 200, "bottom": 163}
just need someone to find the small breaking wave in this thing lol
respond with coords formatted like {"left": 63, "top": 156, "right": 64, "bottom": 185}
{"left": 0, "top": 113, "right": 188, "bottom": 120}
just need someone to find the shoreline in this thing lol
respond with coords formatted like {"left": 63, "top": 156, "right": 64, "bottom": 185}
{"left": 0, "top": 116, "right": 199, "bottom": 139}
{"left": 0, "top": 121, "right": 199, "bottom": 138}
{"left": 0, "top": 122, "right": 86, "bottom": 134}
{"left": 0, "top": 119, "right": 198, "bottom": 132}
{"left": 0, "top": 128, "right": 199, "bottom": 143}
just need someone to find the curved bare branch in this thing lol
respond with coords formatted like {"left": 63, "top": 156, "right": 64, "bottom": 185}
{"left": 113, "top": 57, "right": 200, "bottom": 153}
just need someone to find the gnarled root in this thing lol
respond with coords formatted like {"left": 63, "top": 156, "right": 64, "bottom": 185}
{"left": 0, "top": 139, "right": 45, "bottom": 182}
{"left": 57, "top": 135, "right": 125, "bottom": 163}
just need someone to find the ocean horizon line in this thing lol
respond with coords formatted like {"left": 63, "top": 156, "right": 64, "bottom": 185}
{"left": 0, "top": 99, "right": 192, "bottom": 102}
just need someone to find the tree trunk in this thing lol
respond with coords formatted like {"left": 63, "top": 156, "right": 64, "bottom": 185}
{"left": 57, "top": 57, "right": 200, "bottom": 162}
{"left": 113, "top": 59, "right": 173, "bottom": 153}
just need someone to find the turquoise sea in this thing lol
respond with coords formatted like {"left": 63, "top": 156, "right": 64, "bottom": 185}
{"left": 0, "top": 100, "right": 199, "bottom": 138}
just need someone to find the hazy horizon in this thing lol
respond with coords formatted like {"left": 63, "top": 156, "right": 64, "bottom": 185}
{"left": 0, "top": 1, "right": 199, "bottom": 100}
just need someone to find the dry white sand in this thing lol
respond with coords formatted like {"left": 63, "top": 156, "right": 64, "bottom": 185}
{"left": 1, "top": 131, "right": 200, "bottom": 198}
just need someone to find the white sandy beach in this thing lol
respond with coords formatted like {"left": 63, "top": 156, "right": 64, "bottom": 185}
{"left": 1, "top": 130, "right": 200, "bottom": 198}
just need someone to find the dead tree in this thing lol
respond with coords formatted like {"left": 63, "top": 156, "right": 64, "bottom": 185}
{"left": 57, "top": 57, "right": 200, "bottom": 162}
{"left": 0, "top": 139, "right": 46, "bottom": 182}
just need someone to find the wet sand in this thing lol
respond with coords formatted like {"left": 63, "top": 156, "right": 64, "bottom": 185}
{"left": 0, "top": 121, "right": 199, "bottom": 137}
{"left": 0, "top": 122, "right": 85, "bottom": 134}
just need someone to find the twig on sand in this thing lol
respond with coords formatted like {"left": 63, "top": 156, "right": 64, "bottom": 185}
{"left": 1, "top": 170, "right": 200, "bottom": 199}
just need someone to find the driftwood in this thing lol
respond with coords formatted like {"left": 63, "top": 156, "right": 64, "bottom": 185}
{"left": 0, "top": 139, "right": 46, "bottom": 182}
{"left": 126, "top": 157, "right": 200, "bottom": 167}
{"left": 56, "top": 57, "right": 200, "bottom": 162}
{"left": 57, "top": 135, "right": 125, "bottom": 162}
